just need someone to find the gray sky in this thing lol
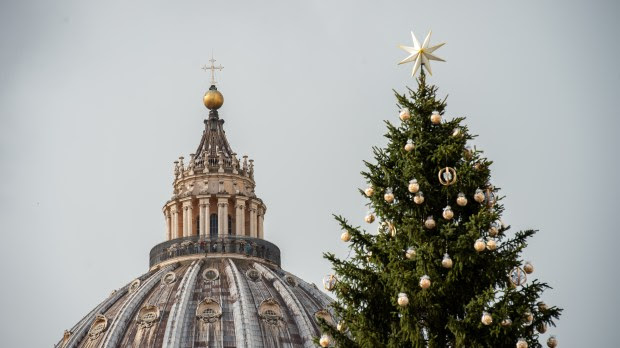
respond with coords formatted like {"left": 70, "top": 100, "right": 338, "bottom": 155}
{"left": 1, "top": 0, "right": 619, "bottom": 346}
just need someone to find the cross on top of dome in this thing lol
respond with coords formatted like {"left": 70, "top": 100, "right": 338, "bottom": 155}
{"left": 202, "top": 55, "right": 224, "bottom": 85}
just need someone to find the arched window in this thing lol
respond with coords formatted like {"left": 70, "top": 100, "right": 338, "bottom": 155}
{"left": 228, "top": 215, "right": 232, "bottom": 235}
{"left": 209, "top": 213, "right": 218, "bottom": 237}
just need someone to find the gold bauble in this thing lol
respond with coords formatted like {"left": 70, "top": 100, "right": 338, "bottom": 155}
{"left": 474, "top": 239, "right": 486, "bottom": 252}
{"left": 203, "top": 89, "right": 224, "bottom": 110}
{"left": 384, "top": 190, "right": 395, "bottom": 203}
{"left": 474, "top": 189, "right": 485, "bottom": 203}
{"left": 481, "top": 312, "right": 493, "bottom": 325}
{"left": 365, "top": 213, "right": 375, "bottom": 224}
{"left": 537, "top": 323, "right": 547, "bottom": 334}
{"left": 397, "top": 292, "right": 409, "bottom": 307}
{"left": 524, "top": 311, "right": 534, "bottom": 325}
{"left": 489, "top": 224, "right": 499, "bottom": 237}
{"left": 424, "top": 216, "right": 436, "bottom": 229}
{"left": 501, "top": 318, "right": 512, "bottom": 327}
{"left": 547, "top": 336, "right": 558, "bottom": 348}
{"left": 442, "top": 254, "right": 453, "bottom": 269}
{"left": 456, "top": 193, "right": 468, "bottom": 206}
{"left": 364, "top": 187, "right": 374, "bottom": 197}
{"left": 442, "top": 206, "right": 454, "bottom": 220}
{"left": 419, "top": 275, "right": 431, "bottom": 289}
{"left": 341, "top": 231, "right": 351, "bottom": 242}
{"left": 319, "top": 334, "right": 330, "bottom": 347}
{"left": 452, "top": 128, "right": 461, "bottom": 137}
{"left": 430, "top": 111, "right": 442, "bottom": 124}
{"left": 524, "top": 262, "right": 534, "bottom": 274}
{"left": 399, "top": 109, "right": 411, "bottom": 121}
{"left": 486, "top": 238, "right": 497, "bottom": 251}
{"left": 414, "top": 192, "right": 425, "bottom": 204}
{"left": 404, "top": 140, "right": 415, "bottom": 152}
{"left": 405, "top": 247, "right": 416, "bottom": 259}
{"left": 408, "top": 179, "right": 419, "bottom": 193}
{"left": 516, "top": 338, "right": 528, "bottom": 348}
{"left": 538, "top": 301, "right": 548, "bottom": 311}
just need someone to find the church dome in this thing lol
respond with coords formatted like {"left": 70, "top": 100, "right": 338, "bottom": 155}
{"left": 56, "top": 71, "right": 333, "bottom": 348}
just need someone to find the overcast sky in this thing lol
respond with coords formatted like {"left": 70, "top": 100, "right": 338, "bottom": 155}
{"left": 1, "top": 0, "right": 619, "bottom": 347}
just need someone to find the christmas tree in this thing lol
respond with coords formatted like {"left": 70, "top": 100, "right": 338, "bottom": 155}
{"left": 317, "top": 31, "right": 561, "bottom": 348}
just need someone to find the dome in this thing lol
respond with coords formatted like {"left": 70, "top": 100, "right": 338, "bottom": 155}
{"left": 56, "top": 71, "right": 334, "bottom": 348}
{"left": 57, "top": 240, "right": 334, "bottom": 348}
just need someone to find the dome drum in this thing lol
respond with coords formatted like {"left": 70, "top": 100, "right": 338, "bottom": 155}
{"left": 149, "top": 235, "right": 281, "bottom": 268}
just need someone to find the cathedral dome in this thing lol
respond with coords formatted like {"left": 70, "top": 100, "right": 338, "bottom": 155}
{"left": 56, "top": 71, "right": 333, "bottom": 348}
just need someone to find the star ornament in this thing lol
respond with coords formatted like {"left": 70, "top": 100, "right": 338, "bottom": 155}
{"left": 398, "top": 30, "right": 445, "bottom": 76}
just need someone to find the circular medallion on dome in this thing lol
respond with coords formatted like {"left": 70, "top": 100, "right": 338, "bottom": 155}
{"left": 284, "top": 274, "right": 297, "bottom": 287}
{"left": 129, "top": 279, "right": 141, "bottom": 293}
{"left": 202, "top": 268, "right": 219, "bottom": 281}
{"left": 246, "top": 269, "right": 261, "bottom": 281}
{"left": 162, "top": 272, "right": 176, "bottom": 285}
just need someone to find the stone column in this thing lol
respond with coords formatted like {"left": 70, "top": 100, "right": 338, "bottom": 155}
{"left": 171, "top": 204, "right": 179, "bottom": 239}
{"left": 182, "top": 200, "right": 192, "bottom": 237}
{"left": 249, "top": 202, "right": 258, "bottom": 238}
{"left": 198, "top": 198, "right": 209, "bottom": 237}
{"left": 235, "top": 197, "right": 247, "bottom": 236}
{"left": 218, "top": 198, "right": 229, "bottom": 236}
{"left": 165, "top": 209, "right": 172, "bottom": 240}
{"left": 257, "top": 206, "right": 265, "bottom": 239}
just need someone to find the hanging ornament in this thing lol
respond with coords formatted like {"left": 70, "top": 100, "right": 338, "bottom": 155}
{"left": 419, "top": 275, "right": 431, "bottom": 289}
{"left": 337, "top": 321, "right": 346, "bottom": 332}
{"left": 481, "top": 311, "right": 493, "bottom": 325}
{"left": 414, "top": 191, "right": 425, "bottom": 204}
{"left": 408, "top": 179, "right": 420, "bottom": 193}
{"left": 399, "top": 109, "right": 411, "bottom": 121}
{"left": 538, "top": 301, "right": 548, "bottom": 311}
{"left": 537, "top": 323, "right": 547, "bottom": 334}
{"left": 452, "top": 127, "right": 462, "bottom": 137}
{"left": 523, "top": 261, "right": 534, "bottom": 274}
{"left": 474, "top": 238, "right": 486, "bottom": 252}
{"left": 384, "top": 188, "right": 395, "bottom": 203}
{"left": 486, "top": 238, "right": 497, "bottom": 251}
{"left": 319, "top": 334, "right": 330, "bottom": 347}
{"left": 524, "top": 311, "right": 534, "bottom": 326}
{"left": 509, "top": 267, "right": 527, "bottom": 287}
{"left": 516, "top": 338, "right": 528, "bottom": 348}
{"left": 397, "top": 292, "right": 409, "bottom": 307}
{"left": 438, "top": 167, "right": 457, "bottom": 186}
{"left": 405, "top": 247, "right": 416, "bottom": 259}
{"left": 364, "top": 186, "right": 375, "bottom": 197}
{"left": 474, "top": 188, "right": 485, "bottom": 203}
{"left": 341, "top": 230, "right": 351, "bottom": 242}
{"left": 489, "top": 222, "right": 499, "bottom": 236}
{"left": 484, "top": 186, "right": 496, "bottom": 207}
{"left": 404, "top": 139, "right": 415, "bottom": 152}
{"left": 430, "top": 110, "right": 442, "bottom": 124}
{"left": 501, "top": 317, "right": 512, "bottom": 327}
{"left": 463, "top": 146, "right": 473, "bottom": 160}
{"left": 386, "top": 221, "right": 397, "bottom": 237}
{"left": 322, "top": 274, "right": 337, "bottom": 291}
{"left": 424, "top": 216, "right": 436, "bottom": 229}
{"left": 442, "top": 205, "right": 454, "bottom": 220}
{"left": 456, "top": 192, "right": 467, "bottom": 206}
{"left": 364, "top": 212, "right": 375, "bottom": 224}
{"left": 441, "top": 253, "right": 453, "bottom": 269}
{"left": 547, "top": 336, "right": 558, "bottom": 348}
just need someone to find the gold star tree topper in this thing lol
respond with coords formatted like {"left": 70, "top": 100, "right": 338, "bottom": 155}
{"left": 398, "top": 30, "right": 445, "bottom": 76}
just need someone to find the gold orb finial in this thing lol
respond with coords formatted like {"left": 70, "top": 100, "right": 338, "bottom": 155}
{"left": 203, "top": 85, "right": 224, "bottom": 110}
